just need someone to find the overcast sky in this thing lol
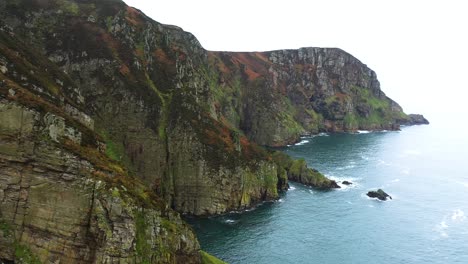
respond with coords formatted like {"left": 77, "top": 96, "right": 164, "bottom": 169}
{"left": 124, "top": 0, "right": 468, "bottom": 122}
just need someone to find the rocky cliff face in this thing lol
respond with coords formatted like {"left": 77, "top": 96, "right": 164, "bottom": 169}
{"left": 0, "top": 0, "right": 290, "bottom": 218}
{"left": 0, "top": 27, "right": 200, "bottom": 263}
{"left": 208, "top": 49, "right": 414, "bottom": 146}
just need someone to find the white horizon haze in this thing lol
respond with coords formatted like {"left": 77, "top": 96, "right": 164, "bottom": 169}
{"left": 124, "top": 0, "right": 468, "bottom": 123}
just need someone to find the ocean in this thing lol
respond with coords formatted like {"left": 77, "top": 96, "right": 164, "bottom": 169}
{"left": 187, "top": 120, "right": 468, "bottom": 263}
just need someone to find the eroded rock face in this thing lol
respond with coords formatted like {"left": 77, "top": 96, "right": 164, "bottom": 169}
{"left": 0, "top": 0, "right": 285, "bottom": 216}
{"left": 0, "top": 28, "right": 200, "bottom": 262}
{"left": 208, "top": 49, "right": 412, "bottom": 146}
{"left": 0, "top": 98, "right": 200, "bottom": 263}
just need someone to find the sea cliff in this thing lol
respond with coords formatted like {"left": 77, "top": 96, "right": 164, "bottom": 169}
{"left": 0, "top": 0, "right": 425, "bottom": 262}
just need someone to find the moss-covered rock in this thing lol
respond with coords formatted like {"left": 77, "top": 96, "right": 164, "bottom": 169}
{"left": 200, "top": 251, "right": 227, "bottom": 264}
{"left": 272, "top": 151, "right": 339, "bottom": 189}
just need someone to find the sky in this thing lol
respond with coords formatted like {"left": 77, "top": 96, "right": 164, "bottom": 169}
{"left": 124, "top": 0, "right": 468, "bottom": 122}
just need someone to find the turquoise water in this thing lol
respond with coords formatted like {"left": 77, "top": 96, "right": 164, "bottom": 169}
{"left": 187, "top": 123, "right": 468, "bottom": 264}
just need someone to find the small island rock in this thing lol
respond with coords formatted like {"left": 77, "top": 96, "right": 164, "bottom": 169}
{"left": 342, "top": 181, "right": 352, "bottom": 185}
{"left": 367, "top": 189, "right": 392, "bottom": 201}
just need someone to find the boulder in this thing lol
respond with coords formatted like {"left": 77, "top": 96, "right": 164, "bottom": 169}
{"left": 367, "top": 189, "right": 392, "bottom": 201}
{"left": 342, "top": 181, "right": 352, "bottom": 185}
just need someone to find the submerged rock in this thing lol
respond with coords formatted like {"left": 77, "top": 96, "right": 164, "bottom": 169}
{"left": 367, "top": 189, "right": 392, "bottom": 201}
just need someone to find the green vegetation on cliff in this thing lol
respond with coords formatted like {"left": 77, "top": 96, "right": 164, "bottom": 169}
{"left": 0, "top": 21, "right": 201, "bottom": 263}
{"left": 272, "top": 151, "right": 339, "bottom": 189}
{"left": 201, "top": 251, "right": 227, "bottom": 264}
{"left": 14, "top": 243, "right": 42, "bottom": 264}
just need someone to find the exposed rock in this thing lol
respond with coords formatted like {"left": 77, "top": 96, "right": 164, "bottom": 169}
{"left": 342, "top": 181, "right": 352, "bottom": 185}
{"left": 367, "top": 189, "right": 392, "bottom": 201}
{"left": 401, "top": 114, "right": 430, "bottom": 125}
{"left": 272, "top": 152, "right": 340, "bottom": 189}
{"left": 0, "top": 36, "right": 201, "bottom": 263}
{"left": 0, "top": 98, "right": 201, "bottom": 263}
{"left": 209, "top": 49, "right": 412, "bottom": 146}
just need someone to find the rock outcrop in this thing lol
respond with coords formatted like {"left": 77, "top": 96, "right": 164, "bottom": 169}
{"left": 272, "top": 152, "right": 339, "bottom": 189}
{"left": 367, "top": 189, "right": 392, "bottom": 201}
{"left": 401, "top": 114, "right": 430, "bottom": 125}
{"left": 0, "top": 33, "right": 200, "bottom": 263}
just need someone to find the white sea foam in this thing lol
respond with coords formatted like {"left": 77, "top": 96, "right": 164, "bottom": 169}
{"left": 278, "top": 199, "right": 284, "bottom": 203}
{"left": 225, "top": 219, "right": 236, "bottom": 224}
{"left": 401, "top": 169, "right": 410, "bottom": 175}
{"left": 318, "top": 132, "right": 329, "bottom": 137}
{"left": 295, "top": 139, "right": 309, "bottom": 146}
{"left": 288, "top": 185, "right": 296, "bottom": 191}
{"left": 434, "top": 209, "right": 466, "bottom": 238}
{"left": 328, "top": 176, "right": 360, "bottom": 190}
{"left": 308, "top": 190, "right": 314, "bottom": 194}
{"left": 357, "top": 130, "right": 371, "bottom": 134}
{"left": 434, "top": 221, "right": 449, "bottom": 238}
{"left": 390, "top": 178, "right": 400, "bottom": 183}
{"left": 440, "top": 221, "right": 448, "bottom": 228}
{"left": 336, "top": 164, "right": 356, "bottom": 170}
{"left": 451, "top": 209, "right": 466, "bottom": 221}
{"left": 337, "top": 161, "right": 357, "bottom": 170}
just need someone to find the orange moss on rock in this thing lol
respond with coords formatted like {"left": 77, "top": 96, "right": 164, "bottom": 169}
{"left": 334, "top": 92, "right": 350, "bottom": 101}
{"left": 154, "top": 48, "right": 175, "bottom": 66}
{"left": 208, "top": 52, "right": 231, "bottom": 74}
{"left": 254, "top": 52, "right": 270, "bottom": 63}
{"left": 119, "top": 64, "right": 130, "bottom": 75}
{"left": 125, "top": 6, "right": 145, "bottom": 28}
{"left": 202, "top": 121, "right": 235, "bottom": 153}
{"left": 244, "top": 67, "right": 261, "bottom": 80}
{"left": 239, "top": 135, "right": 271, "bottom": 161}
